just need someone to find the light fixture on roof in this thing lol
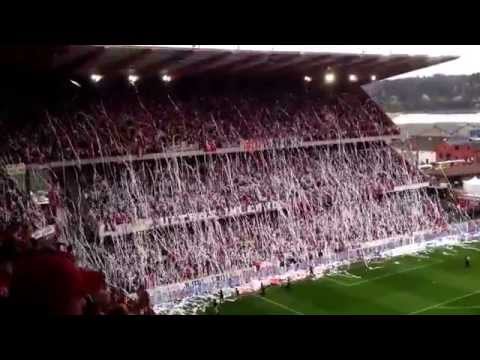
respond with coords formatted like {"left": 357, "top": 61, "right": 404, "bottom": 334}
{"left": 349, "top": 74, "right": 358, "bottom": 82}
{"left": 69, "top": 79, "right": 81, "bottom": 88}
{"left": 304, "top": 75, "right": 312, "bottom": 83}
{"left": 324, "top": 71, "right": 335, "bottom": 84}
{"left": 90, "top": 74, "right": 103, "bottom": 83}
{"left": 162, "top": 74, "right": 172, "bottom": 83}
{"left": 128, "top": 74, "right": 139, "bottom": 85}
{"left": 371, "top": 74, "right": 377, "bottom": 81}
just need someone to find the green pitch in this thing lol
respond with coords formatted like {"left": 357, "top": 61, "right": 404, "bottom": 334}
{"left": 205, "top": 243, "right": 480, "bottom": 315}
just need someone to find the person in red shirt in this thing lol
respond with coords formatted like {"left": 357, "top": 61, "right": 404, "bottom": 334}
{"left": 0, "top": 260, "right": 12, "bottom": 298}
{"left": 136, "top": 284, "right": 154, "bottom": 315}
{"left": 8, "top": 252, "right": 105, "bottom": 315}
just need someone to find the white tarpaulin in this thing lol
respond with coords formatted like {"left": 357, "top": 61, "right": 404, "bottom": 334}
{"left": 463, "top": 177, "right": 480, "bottom": 195}
{"left": 5, "top": 163, "right": 26, "bottom": 176}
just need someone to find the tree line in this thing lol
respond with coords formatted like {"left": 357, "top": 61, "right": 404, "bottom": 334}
{"left": 365, "top": 74, "right": 480, "bottom": 112}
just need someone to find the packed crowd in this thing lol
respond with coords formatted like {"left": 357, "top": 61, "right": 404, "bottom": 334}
{"left": 0, "top": 90, "right": 398, "bottom": 165}
{"left": 1, "top": 166, "right": 156, "bottom": 314}
{"left": 72, "top": 187, "right": 450, "bottom": 292}
{"left": 56, "top": 143, "right": 458, "bottom": 292}
{"left": 75, "top": 143, "right": 426, "bottom": 233}
{"left": 3, "top": 139, "right": 448, "bottom": 294}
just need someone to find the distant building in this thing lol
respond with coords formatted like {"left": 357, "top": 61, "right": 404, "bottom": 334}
{"left": 393, "top": 114, "right": 480, "bottom": 139}
{"left": 436, "top": 137, "right": 480, "bottom": 163}
{"left": 393, "top": 136, "right": 446, "bottom": 166}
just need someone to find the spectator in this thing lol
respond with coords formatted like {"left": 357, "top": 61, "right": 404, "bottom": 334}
{"left": 135, "top": 284, "right": 154, "bottom": 315}
{"left": 8, "top": 252, "right": 104, "bottom": 315}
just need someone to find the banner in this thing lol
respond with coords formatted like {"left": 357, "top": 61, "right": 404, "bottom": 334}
{"left": 31, "top": 225, "right": 56, "bottom": 240}
{"left": 5, "top": 163, "right": 26, "bottom": 176}
{"left": 167, "top": 142, "right": 200, "bottom": 153}
{"left": 204, "top": 141, "right": 217, "bottom": 153}
{"left": 149, "top": 219, "right": 480, "bottom": 308}
{"left": 240, "top": 137, "right": 303, "bottom": 152}
{"left": 240, "top": 139, "right": 265, "bottom": 152}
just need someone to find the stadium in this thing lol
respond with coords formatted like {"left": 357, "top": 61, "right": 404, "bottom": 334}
{"left": 1, "top": 45, "right": 478, "bottom": 315}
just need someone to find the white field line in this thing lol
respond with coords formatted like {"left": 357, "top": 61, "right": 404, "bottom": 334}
{"left": 254, "top": 295, "right": 304, "bottom": 315}
{"left": 327, "top": 260, "right": 443, "bottom": 287}
{"left": 459, "top": 246, "right": 480, "bottom": 252}
{"left": 410, "top": 290, "right": 480, "bottom": 315}
{"left": 326, "top": 277, "right": 353, "bottom": 286}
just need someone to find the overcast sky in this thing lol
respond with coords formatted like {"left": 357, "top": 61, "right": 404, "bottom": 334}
{"left": 159, "top": 45, "right": 479, "bottom": 79}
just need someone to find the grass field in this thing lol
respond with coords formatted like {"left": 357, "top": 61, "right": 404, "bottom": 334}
{"left": 205, "top": 243, "right": 480, "bottom": 315}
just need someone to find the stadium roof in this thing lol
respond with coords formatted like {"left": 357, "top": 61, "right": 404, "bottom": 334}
{"left": 409, "top": 136, "right": 447, "bottom": 151}
{"left": 57, "top": 46, "right": 457, "bottom": 83}
{"left": 0, "top": 45, "right": 458, "bottom": 84}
